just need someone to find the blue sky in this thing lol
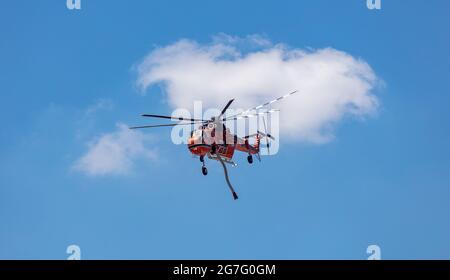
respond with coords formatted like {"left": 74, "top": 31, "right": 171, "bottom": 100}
{"left": 1, "top": 0, "right": 450, "bottom": 259}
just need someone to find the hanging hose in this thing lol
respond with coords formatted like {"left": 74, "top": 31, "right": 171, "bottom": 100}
{"left": 216, "top": 155, "right": 238, "bottom": 200}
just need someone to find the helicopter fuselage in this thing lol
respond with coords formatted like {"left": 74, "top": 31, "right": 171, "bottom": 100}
{"left": 187, "top": 123, "right": 260, "bottom": 161}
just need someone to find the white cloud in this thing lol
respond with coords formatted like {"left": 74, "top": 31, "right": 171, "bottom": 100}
{"left": 75, "top": 98, "right": 115, "bottom": 141}
{"left": 84, "top": 98, "right": 114, "bottom": 117}
{"left": 73, "top": 123, "right": 157, "bottom": 176}
{"left": 136, "top": 35, "right": 380, "bottom": 143}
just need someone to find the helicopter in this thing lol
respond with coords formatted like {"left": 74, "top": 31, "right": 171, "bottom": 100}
{"left": 130, "top": 90, "right": 298, "bottom": 200}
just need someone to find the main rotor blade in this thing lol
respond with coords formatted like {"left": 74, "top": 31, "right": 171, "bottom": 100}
{"left": 129, "top": 122, "right": 203, "bottom": 129}
{"left": 223, "top": 110, "right": 279, "bottom": 121}
{"left": 225, "top": 90, "right": 298, "bottom": 120}
{"left": 141, "top": 114, "right": 206, "bottom": 122}
{"left": 218, "top": 99, "right": 235, "bottom": 118}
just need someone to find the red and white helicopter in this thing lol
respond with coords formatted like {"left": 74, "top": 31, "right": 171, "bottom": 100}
{"left": 130, "top": 90, "right": 298, "bottom": 200}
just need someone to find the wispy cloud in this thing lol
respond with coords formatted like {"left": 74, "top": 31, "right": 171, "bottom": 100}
{"left": 75, "top": 98, "right": 115, "bottom": 141}
{"left": 73, "top": 123, "right": 157, "bottom": 176}
{"left": 136, "top": 34, "right": 380, "bottom": 143}
{"left": 84, "top": 98, "right": 114, "bottom": 117}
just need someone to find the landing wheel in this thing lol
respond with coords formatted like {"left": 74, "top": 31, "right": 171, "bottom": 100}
{"left": 200, "top": 155, "right": 204, "bottom": 163}
{"left": 202, "top": 166, "right": 208, "bottom": 176}
{"left": 247, "top": 155, "right": 253, "bottom": 164}
{"left": 211, "top": 144, "right": 217, "bottom": 154}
